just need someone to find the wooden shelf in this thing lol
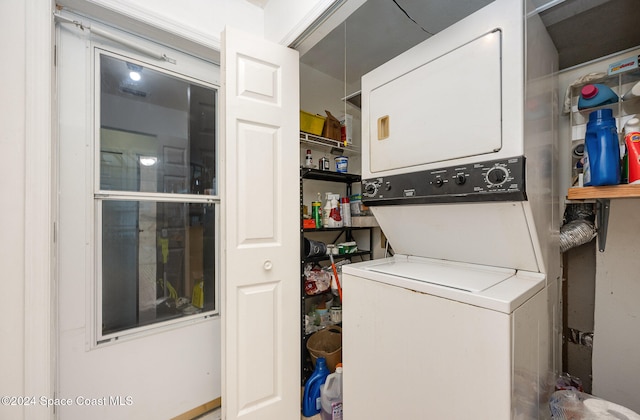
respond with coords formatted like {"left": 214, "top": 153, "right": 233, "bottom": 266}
{"left": 568, "top": 184, "right": 640, "bottom": 200}
{"left": 567, "top": 184, "right": 640, "bottom": 252}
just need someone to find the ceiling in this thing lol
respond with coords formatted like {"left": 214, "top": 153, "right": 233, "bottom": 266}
{"left": 299, "top": 0, "right": 640, "bottom": 90}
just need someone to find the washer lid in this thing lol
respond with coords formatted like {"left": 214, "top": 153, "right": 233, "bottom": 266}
{"left": 343, "top": 255, "right": 546, "bottom": 314}
{"left": 366, "top": 255, "right": 515, "bottom": 293}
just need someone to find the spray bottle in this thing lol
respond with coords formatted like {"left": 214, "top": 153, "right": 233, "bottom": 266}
{"left": 323, "top": 193, "right": 333, "bottom": 228}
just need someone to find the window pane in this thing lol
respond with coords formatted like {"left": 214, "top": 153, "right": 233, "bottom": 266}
{"left": 100, "top": 54, "right": 217, "bottom": 195}
{"left": 101, "top": 200, "right": 216, "bottom": 335}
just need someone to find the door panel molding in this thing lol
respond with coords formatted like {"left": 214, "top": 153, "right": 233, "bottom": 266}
{"left": 221, "top": 26, "right": 300, "bottom": 420}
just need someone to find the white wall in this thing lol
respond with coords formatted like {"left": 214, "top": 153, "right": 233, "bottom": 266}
{"left": 59, "top": 0, "right": 334, "bottom": 54}
{"left": 263, "top": 0, "right": 333, "bottom": 45}
{"left": 111, "top": 0, "right": 264, "bottom": 42}
{"left": 592, "top": 199, "right": 640, "bottom": 412}
{"left": 1, "top": 1, "right": 53, "bottom": 419}
{"left": 0, "top": 1, "right": 332, "bottom": 419}
{"left": 58, "top": 0, "right": 264, "bottom": 53}
{"left": 0, "top": 0, "right": 27, "bottom": 410}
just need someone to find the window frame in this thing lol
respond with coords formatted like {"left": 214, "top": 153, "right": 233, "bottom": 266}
{"left": 91, "top": 46, "right": 221, "bottom": 345}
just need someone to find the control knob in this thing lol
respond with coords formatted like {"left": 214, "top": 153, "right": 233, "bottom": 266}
{"left": 455, "top": 173, "right": 466, "bottom": 185}
{"left": 363, "top": 181, "right": 378, "bottom": 197}
{"left": 486, "top": 166, "right": 509, "bottom": 186}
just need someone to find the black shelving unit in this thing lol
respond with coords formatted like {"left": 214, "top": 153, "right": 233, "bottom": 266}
{"left": 300, "top": 167, "right": 374, "bottom": 385}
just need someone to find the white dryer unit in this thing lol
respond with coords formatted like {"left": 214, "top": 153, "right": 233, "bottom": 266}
{"left": 343, "top": 0, "right": 560, "bottom": 418}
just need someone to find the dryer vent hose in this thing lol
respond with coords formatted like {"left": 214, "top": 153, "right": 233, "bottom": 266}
{"left": 560, "top": 219, "right": 596, "bottom": 253}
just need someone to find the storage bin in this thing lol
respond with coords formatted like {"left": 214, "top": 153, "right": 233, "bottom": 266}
{"left": 300, "top": 110, "right": 326, "bottom": 135}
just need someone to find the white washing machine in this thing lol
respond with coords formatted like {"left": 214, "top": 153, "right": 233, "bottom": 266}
{"left": 343, "top": 0, "right": 560, "bottom": 418}
{"left": 343, "top": 256, "right": 551, "bottom": 419}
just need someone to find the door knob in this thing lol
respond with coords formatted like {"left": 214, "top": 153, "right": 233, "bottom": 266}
{"left": 263, "top": 260, "right": 273, "bottom": 270}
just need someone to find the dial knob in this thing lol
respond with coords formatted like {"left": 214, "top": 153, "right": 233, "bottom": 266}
{"left": 364, "top": 182, "right": 378, "bottom": 196}
{"left": 455, "top": 173, "right": 466, "bottom": 185}
{"left": 434, "top": 178, "right": 444, "bottom": 188}
{"left": 486, "top": 167, "right": 508, "bottom": 185}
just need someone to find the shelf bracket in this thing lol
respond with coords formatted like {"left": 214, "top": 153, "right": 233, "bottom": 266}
{"left": 596, "top": 199, "right": 610, "bottom": 252}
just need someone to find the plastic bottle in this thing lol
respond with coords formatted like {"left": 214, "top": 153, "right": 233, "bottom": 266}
{"left": 578, "top": 84, "right": 619, "bottom": 110}
{"left": 340, "top": 197, "right": 351, "bottom": 227}
{"left": 328, "top": 195, "right": 343, "bottom": 228}
{"left": 583, "top": 109, "right": 620, "bottom": 186}
{"left": 302, "top": 357, "right": 330, "bottom": 417}
{"left": 312, "top": 200, "right": 323, "bottom": 229}
{"left": 305, "top": 149, "right": 313, "bottom": 168}
{"left": 319, "top": 156, "right": 330, "bottom": 171}
{"left": 349, "top": 194, "right": 362, "bottom": 216}
{"left": 323, "top": 193, "right": 332, "bottom": 227}
{"left": 320, "top": 364, "right": 343, "bottom": 420}
{"left": 622, "top": 81, "right": 640, "bottom": 101}
{"left": 625, "top": 117, "right": 640, "bottom": 184}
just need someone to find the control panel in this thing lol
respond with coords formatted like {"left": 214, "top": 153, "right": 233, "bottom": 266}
{"left": 362, "top": 156, "right": 526, "bottom": 205}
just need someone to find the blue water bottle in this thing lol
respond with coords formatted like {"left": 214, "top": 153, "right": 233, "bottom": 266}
{"left": 583, "top": 108, "right": 620, "bottom": 186}
{"left": 302, "top": 357, "right": 330, "bottom": 417}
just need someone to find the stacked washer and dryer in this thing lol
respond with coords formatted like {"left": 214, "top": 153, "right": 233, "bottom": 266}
{"left": 342, "top": 0, "right": 561, "bottom": 418}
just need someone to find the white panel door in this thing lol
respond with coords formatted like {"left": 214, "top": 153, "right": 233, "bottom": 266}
{"left": 221, "top": 27, "right": 300, "bottom": 420}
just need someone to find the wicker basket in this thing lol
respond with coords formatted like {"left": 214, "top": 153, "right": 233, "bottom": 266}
{"left": 306, "top": 325, "right": 342, "bottom": 372}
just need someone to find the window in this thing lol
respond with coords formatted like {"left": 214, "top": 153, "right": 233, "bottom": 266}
{"left": 96, "top": 51, "right": 219, "bottom": 338}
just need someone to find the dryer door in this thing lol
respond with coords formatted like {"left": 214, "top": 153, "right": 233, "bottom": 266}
{"left": 368, "top": 30, "right": 502, "bottom": 173}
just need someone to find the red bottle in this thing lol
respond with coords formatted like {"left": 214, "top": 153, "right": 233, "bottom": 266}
{"left": 625, "top": 118, "right": 640, "bottom": 184}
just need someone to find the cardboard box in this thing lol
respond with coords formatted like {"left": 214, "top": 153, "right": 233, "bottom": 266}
{"left": 322, "top": 110, "right": 342, "bottom": 141}
{"left": 340, "top": 114, "right": 353, "bottom": 145}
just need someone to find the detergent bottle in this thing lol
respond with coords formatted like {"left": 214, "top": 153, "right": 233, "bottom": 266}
{"left": 320, "top": 363, "right": 343, "bottom": 420}
{"left": 624, "top": 117, "right": 640, "bottom": 184}
{"left": 583, "top": 109, "right": 620, "bottom": 186}
{"left": 578, "top": 84, "right": 619, "bottom": 110}
{"left": 302, "top": 357, "right": 330, "bottom": 417}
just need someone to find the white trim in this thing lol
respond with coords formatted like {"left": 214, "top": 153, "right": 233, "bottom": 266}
{"left": 55, "top": 13, "right": 178, "bottom": 63}
{"left": 82, "top": 0, "right": 221, "bottom": 48}
{"left": 24, "top": 0, "right": 54, "bottom": 419}
{"left": 275, "top": 0, "right": 338, "bottom": 46}
{"left": 289, "top": 0, "right": 366, "bottom": 55}
{"left": 57, "top": 0, "right": 221, "bottom": 63}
